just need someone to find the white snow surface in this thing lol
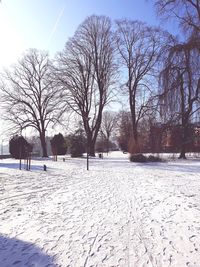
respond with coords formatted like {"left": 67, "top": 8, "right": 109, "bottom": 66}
{"left": 0, "top": 152, "right": 200, "bottom": 267}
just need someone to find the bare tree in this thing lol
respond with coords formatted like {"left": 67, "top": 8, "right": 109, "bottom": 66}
{"left": 155, "top": 0, "right": 200, "bottom": 35}
{"left": 54, "top": 15, "right": 117, "bottom": 156}
{"left": 100, "top": 111, "right": 117, "bottom": 154}
{"left": 159, "top": 38, "right": 200, "bottom": 158}
{"left": 0, "top": 49, "right": 62, "bottom": 157}
{"left": 115, "top": 19, "right": 165, "bottom": 152}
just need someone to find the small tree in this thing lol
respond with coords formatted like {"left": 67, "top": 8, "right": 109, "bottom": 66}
{"left": 96, "top": 132, "right": 107, "bottom": 153}
{"left": 100, "top": 111, "right": 117, "bottom": 154}
{"left": 50, "top": 133, "right": 67, "bottom": 158}
{"left": 9, "top": 135, "right": 32, "bottom": 159}
{"left": 116, "top": 111, "right": 132, "bottom": 152}
{"left": 96, "top": 134, "right": 117, "bottom": 153}
{"left": 67, "top": 133, "right": 86, "bottom": 158}
{"left": 66, "top": 125, "right": 86, "bottom": 158}
{"left": 69, "top": 136, "right": 85, "bottom": 157}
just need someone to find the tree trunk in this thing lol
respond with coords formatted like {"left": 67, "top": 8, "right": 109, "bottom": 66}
{"left": 86, "top": 131, "right": 96, "bottom": 157}
{"left": 179, "top": 148, "right": 186, "bottom": 159}
{"left": 89, "top": 140, "right": 96, "bottom": 157}
{"left": 89, "top": 107, "right": 103, "bottom": 157}
{"left": 130, "top": 95, "right": 140, "bottom": 154}
{"left": 129, "top": 127, "right": 140, "bottom": 154}
{"left": 106, "top": 138, "right": 109, "bottom": 155}
{"left": 179, "top": 75, "right": 187, "bottom": 160}
{"left": 179, "top": 124, "right": 187, "bottom": 159}
{"left": 40, "top": 131, "right": 48, "bottom": 157}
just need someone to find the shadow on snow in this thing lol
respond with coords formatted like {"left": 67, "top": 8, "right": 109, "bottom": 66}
{"left": 135, "top": 161, "right": 200, "bottom": 174}
{"left": 0, "top": 235, "right": 56, "bottom": 266}
{"left": 0, "top": 162, "right": 46, "bottom": 171}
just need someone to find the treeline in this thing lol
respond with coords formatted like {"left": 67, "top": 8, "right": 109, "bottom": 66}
{"left": 0, "top": 0, "right": 200, "bottom": 159}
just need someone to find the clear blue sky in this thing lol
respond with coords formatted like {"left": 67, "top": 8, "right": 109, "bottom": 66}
{"left": 0, "top": 0, "right": 180, "bottom": 140}
{"left": 0, "top": 0, "right": 179, "bottom": 68}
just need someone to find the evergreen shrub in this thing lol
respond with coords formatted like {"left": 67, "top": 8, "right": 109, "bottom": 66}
{"left": 9, "top": 135, "right": 32, "bottom": 159}
{"left": 130, "top": 153, "right": 147, "bottom": 162}
{"left": 129, "top": 153, "right": 162, "bottom": 163}
{"left": 50, "top": 133, "right": 67, "bottom": 155}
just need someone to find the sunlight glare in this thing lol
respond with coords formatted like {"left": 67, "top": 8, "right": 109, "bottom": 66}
{"left": 0, "top": 6, "right": 27, "bottom": 68}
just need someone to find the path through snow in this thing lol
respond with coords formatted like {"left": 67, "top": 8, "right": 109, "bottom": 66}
{"left": 0, "top": 154, "right": 200, "bottom": 266}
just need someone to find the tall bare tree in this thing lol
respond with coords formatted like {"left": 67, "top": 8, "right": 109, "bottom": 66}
{"left": 0, "top": 49, "right": 62, "bottom": 157}
{"left": 54, "top": 15, "right": 117, "bottom": 156}
{"left": 159, "top": 38, "right": 200, "bottom": 158}
{"left": 115, "top": 20, "right": 165, "bottom": 152}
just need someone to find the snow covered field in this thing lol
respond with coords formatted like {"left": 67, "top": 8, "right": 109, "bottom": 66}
{"left": 0, "top": 152, "right": 200, "bottom": 267}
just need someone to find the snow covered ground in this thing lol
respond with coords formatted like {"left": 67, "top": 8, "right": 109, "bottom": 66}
{"left": 0, "top": 152, "right": 200, "bottom": 267}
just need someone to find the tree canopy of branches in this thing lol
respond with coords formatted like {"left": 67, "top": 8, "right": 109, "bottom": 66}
{"left": 0, "top": 49, "right": 62, "bottom": 157}
{"left": 155, "top": 0, "right": 200, "bottom": 35}
{"left": 55, "top": 15, "right": 117, "bottom": 156}
{"left": 159, "top": 38, "right": 200, "bottom": 158}
{"left": 115, "top": 19, "right": 165, "bottom": 152}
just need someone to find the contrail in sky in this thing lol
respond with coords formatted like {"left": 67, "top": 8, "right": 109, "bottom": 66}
{"left": 48, "top": 5, "right": 65, "bottom": 45}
